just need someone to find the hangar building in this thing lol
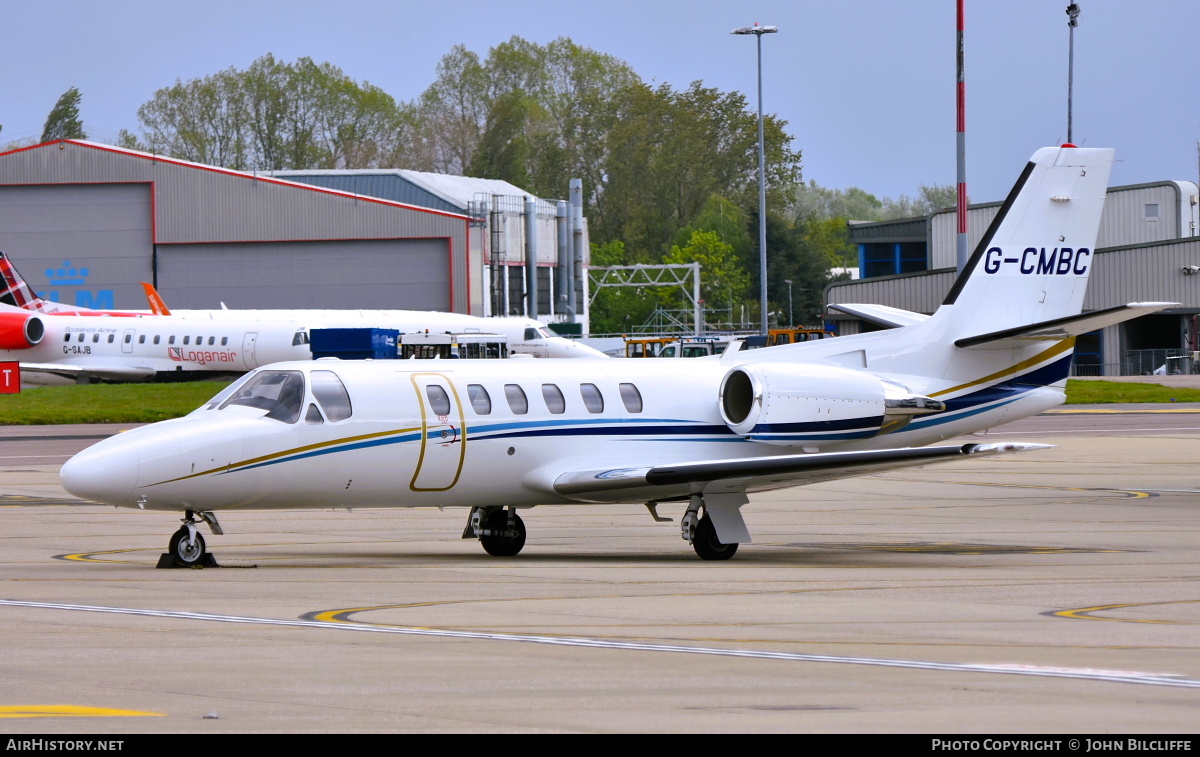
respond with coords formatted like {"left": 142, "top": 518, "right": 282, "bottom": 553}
{"left": 0, "top": 140, "right": 531, "bottom": 317}
{"left": 830, "top": 179, "right": 1200, "bottom": 376}
{"left": 269, "top": 168, "right": 590, "bottom": 328}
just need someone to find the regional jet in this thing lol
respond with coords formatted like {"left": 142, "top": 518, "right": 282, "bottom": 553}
{"left": 0, "top": 251, "right": 605, "bottom": 359}
{"left": 60, "top": 146, "right": 1177, "bottom": 561}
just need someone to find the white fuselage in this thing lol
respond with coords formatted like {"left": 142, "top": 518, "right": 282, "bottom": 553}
{"left": 59, "top": 324, "right": 1068, "bottom": 514}
{"left": 160, "top": 309, "right": 606, "bottom": 359}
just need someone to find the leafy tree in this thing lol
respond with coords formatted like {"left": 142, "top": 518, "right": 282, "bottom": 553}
{"left": 791, "top": 180, "right": 882, "bottom": 222}
{"left": 881, "top": 183, "right": 958, "bottom": 218}
{"left": 41, "top": 87, "right": 87, "bottom": 142}
{"left": 128, "top": 55, "right": 410, "bottom": 170}
{"left": 661, "top": 230, "right": 750, "bottom": 318}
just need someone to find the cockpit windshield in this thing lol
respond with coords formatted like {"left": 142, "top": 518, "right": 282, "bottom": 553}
{"left": 218, "top": 370, "right": 305, "bottom": 423}
{"left": 523, "top": 325, "right": 555, "bottom": 341}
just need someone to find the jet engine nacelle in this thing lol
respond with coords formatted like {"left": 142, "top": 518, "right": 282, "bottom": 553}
{"left": 719, "top": 363, "right": 944, "bottom": 448}
{"left": 0, "top": 311, "right": 45, "bottom": 350}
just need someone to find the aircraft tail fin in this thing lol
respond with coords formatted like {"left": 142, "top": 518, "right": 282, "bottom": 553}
{"left": 141, "top": 282, "right": 172, "bottom": 315}
{"left": 932, "top": 146, "right": 1115, "bottom": 340}
{"left": 0, "top": 252, "right": 56, "bottom": 313}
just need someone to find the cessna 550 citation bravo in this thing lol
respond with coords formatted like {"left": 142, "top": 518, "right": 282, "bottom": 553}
{"left": 60, "top": 146, "right": 1177, "bottom": 562}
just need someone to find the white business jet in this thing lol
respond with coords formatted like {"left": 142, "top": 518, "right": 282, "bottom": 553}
{"left": 60, "top": 146, "right": 1176, "bottom": 562}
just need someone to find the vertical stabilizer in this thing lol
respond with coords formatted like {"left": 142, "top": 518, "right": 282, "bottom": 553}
{"left": 935, "top": 146, "right": 1114, "bottom": 338}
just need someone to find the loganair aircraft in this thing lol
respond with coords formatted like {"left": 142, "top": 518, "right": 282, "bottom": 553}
{"left": 0, "top": 301, "right": 311, "bottom": 384}
{"left": 60, "top": 146, "right": 1176, "bottom": 563}
{"left": 0, "top": 251, "right": 605, "bottom": 360}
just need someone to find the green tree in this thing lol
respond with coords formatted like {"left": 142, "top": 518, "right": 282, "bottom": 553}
{"left": 129, "top": 55, "right": 410, "bottom": 170}
{"left": 41, "top": 87, "right": 87, "bottom": 142}
{"left": 661, "top": 230, "right": 750, "bottom": 319}
{"left": 881, "top": 183, "right": 958, "bottom": 218}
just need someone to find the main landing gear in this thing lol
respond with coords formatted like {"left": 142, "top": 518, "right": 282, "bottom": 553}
{"left": 463, "top": 506, "right": 526, "bottom": 557}
{"left": 158, "top": 510, "right": 222, "bottom": 568}
{"left": 679, "top": 495, "right": 740, "bottom": 561}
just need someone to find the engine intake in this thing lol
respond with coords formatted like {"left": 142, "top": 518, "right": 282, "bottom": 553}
{"left": 719, "top": 363, "right": 944, "bottom": 448}
{"left": 0, "top": 311, "right": 44, "bottom": 350}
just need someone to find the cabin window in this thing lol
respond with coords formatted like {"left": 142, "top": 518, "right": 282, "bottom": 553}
{"left": 310, "top": 370, "right": 353, "bottom": 421}
{"left": 63, "top": 334, "right": 70, "bottom": 343}
{"left": 580, "top": 383, "right": 604, "bottom": 414}
{"left": 304, "top": 403, "right": 324, "bottom": 425}
{"left": 169, "top": 336, "right": 176, "bottom": 345}
{"left": 208, "top": 337, "right": 215, "bottom": 346}
{"left": 77, "top": 333, "right": 84, "bottom": 343}
{"left": 542, "top": 384, "right": 566, "bottom": 414}
{"left": 619, "top": 383, "right": 643, "bottom": 413}
{"left": 153, "top": 335, "right": 160, "bottom": 345}
{"left": 425, "top": 385, "right": 452, "bottom": 417}
{"left": 124, "top": 333, "right": 132, "bottom": 344}
{"left": 504, "top": 384, "right": 528, "bottom": 415}
{"left": 467, "top": 384, "right": 492, "bottom": 415}
{"left": 221, "top": 337, "right": 228, "bottom": 346}
{"left": 195, "top": 336, "right": 202, "bottom": 344}
{"left": 219, "top": 369, "right": 305, "bottom": 424}
{"left": 92, "top": 334, "right": 99, "bottom": 343}
{"left": 183, "top": 336, "right": 190, "bottom": 345}
{"left": 139, "top": 335, "right": 146, "bottom": 344}
{"left": 107, "top": 334, "right": 114, "bottom": 343}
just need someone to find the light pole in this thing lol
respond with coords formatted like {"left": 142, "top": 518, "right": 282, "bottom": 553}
{"left": 732, "top": 22, "right": 777, "bottom": 336}
{"left": 783, "top": 278, "right": 793, "bottom": 327}
{"left": 1066, "top": 3, "right": 1081, "bottom": 144}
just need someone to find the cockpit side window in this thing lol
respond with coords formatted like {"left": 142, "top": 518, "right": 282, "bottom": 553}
{"left": 218, "top": 370, "right": 305, "bottom": 423}
{"left": 310, "top": 370, "right": 353, "bottom": 421}
{"left": 304, "top": 404, "right": 324, "bottom": 425}
{"left": 524, "top": 327, "right": 539, "bottom": 341}
{"left": 292, "top": 330, "right": 309, "bottom": 346}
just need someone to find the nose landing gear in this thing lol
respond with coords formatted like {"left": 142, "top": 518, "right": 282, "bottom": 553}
{"left": 157, "top": 510, "right": 222, "bottom": 568}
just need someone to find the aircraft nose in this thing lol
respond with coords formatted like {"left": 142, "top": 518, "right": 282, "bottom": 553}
{"left": 60, "top": 438, "right": 141, "bottom": 505}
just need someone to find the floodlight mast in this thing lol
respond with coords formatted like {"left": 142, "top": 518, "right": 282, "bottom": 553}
{"left": 732, "top": 23, "right": 778, "bottom": 336}
{"left": 1066, "top": 3, "right": 1081, "bottom": 144}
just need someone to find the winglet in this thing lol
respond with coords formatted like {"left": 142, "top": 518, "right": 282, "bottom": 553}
{"left": 141, "top": 282, "right": 172, "bottom": 315}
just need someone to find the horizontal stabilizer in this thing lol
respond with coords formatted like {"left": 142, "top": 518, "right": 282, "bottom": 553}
{"left": 552, "top": 442, "right": 1050, "bottom": 503}
{"left": 955, "top": 302, "right": 1179, "bottom": 349}
{"left": 829, "top": 303, "right": 930, "bottom": 329}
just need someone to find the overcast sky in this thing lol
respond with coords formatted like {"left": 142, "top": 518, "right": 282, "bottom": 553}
{"left": 3, "top": 0, "right": 1197, "bottom": 202}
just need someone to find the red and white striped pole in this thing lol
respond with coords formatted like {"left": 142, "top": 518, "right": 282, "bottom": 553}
{"left": 956, "top": 0, "right": 969, "bottom": 272}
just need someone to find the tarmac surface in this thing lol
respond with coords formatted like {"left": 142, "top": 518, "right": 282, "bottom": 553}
{"left": 1, "top": 407, "right": 1199, "bottom": 733}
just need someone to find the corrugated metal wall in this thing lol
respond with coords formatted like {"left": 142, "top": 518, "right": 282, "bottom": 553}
{"left": 158, "top": 239, "right": 451, "bottom": 310}
{"left": 0, "top": 184, "right": 153, "bottom": 309}
{"left": 929, "top": 183, "right": 1195, "bottom": 269}
{"left": 0, "top": 141, "right": 471, "bottom": 312}
{"left": 826, "top": 268, "right": 955, "bottom": 315}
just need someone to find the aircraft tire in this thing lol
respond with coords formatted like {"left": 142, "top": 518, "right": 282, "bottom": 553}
{"left": 692, "top": 514, "right": 738, "bottom": 561}
{"left": 480, "top": 510, "right": 526, "bottom": 557}
{"left": 168, "top": 527, "right": 206, "bottom": 566}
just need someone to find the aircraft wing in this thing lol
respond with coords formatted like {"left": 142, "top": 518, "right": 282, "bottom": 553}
{"left": 955, "top": 302, "right": 1179, "bottom": 349}
{"left": 828, "top": 303, "right": 930, "bottom": 329}
{"left": 19, "top": 362, "right": 157, "bottom": 383}
{"left": 551, "top": 442, "right": 1048, "bottom": 504}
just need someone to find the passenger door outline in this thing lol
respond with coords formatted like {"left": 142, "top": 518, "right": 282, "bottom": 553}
{"left": 409, "top": 372, "right": 467, "bottom": 492}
